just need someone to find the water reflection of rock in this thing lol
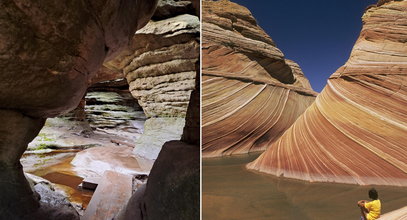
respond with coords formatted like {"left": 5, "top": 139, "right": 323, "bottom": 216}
{"left": 203, "top": 155, "right": 407, "bottom": 220}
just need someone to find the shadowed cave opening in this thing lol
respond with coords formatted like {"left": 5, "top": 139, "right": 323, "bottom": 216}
{"left": 21, "top": 76, "right": 151, "bottom": 213}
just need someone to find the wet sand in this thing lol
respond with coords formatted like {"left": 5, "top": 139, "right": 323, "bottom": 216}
{"left": 203, "top": 154, "right": 407, "bottom": 220}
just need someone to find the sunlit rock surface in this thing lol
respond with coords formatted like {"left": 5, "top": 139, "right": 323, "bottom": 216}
{"left": 105, "top": 9, "right": 199, "bottom": 118}
{"left": 133, "top": 117, "right": 185, "bottom": 160}
{"left": 381, "top": 206, "right": 407, "bottom": 220}
{"left": 102, "top": 0, "right": 199, "bottom": 161}
{"left": 248, "top": 0, "right": 407, "bottom": 186}
{"left": 117, "top": 2, "right": 200, "bottom": 219}
{"left": 202, "top": 0, "right": 317, "bottom": 157}
{"left": 71, "top": 146, "right": 150, "bottom": 179}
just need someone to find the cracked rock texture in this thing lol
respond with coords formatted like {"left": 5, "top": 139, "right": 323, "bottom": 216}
{"left": 202, "top": 0, "right": 316, "bottom": 157}
{"left": 248, "top": 0, "right": 407, "bottom": 187}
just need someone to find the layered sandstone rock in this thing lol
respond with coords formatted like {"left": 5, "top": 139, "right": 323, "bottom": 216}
{"left": 202, "top": 0, "right": 317, "bottom": 157}
{"left": 248, "top": 0, "right": 407, "bottom": 186}
{"left": 102, "top": 0, "right": 200, "bottom": 161}
{"left": 117, "top": 2, "right": 200, "bottom": 219}
{"left": 105, "top": 7, "right": 199, "bottom": 118}
{"left": 381, "top": 206, "right": 407, "bottom": 220}
{"left": 0, "top": 0, "right": 157, "bottom": 217}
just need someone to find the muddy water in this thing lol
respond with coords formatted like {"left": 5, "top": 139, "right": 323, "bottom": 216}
{"left": 29, "top": 156, "right": 93, "bottom": 209}
{"left": 203, "top": 154, "right": 407, "bottom": 220}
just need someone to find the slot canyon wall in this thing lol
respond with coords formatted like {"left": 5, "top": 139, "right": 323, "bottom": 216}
{"left": 117, "top": 1, "right": 200, "bottom": 219}
{"left": 105, "top": 0, "right": 200, "bottom": 161}
{"left": 0, "top": 0, "right": 158, "bottom": 218}
{"left": 247, "top": 0, "right": 407, "bottom": 187}
{"left": 202, "top": 0, "right": 317, "bottom": 158}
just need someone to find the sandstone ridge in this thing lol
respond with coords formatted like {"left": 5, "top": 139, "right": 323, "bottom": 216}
{"left": 248, "top": 0, "right": 407, "bottom": 187}
{"left": 202, "top": 0, "right": 316, "bottom": 157}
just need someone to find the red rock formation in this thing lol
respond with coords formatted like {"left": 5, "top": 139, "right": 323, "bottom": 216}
{"left": 0, "top": 0, "right": 157, "bottom": 118}
{"left": 0, "top": 0, "right": 158, "bottom": 218}
{"left": 202, "top": 0, "right": 317, "bottom": 157}
{"left": 248, "top": 0, "right": 407, "bottom": 187}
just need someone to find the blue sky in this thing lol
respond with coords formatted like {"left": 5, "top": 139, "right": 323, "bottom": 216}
{"left": 232, "top": 0, "right": 378, "bottom": 92}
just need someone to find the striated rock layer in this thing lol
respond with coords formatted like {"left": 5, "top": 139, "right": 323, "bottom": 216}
{"left": 105, "top": 8, "right": 199, "bottom": 118}
{"left": 202, "top": 0, "right": 317, "bottom": 157}
{"left": 103, "top": 0, "right": 200, "bottom": 162}
{"left": 248, "top": 0, "right": 407, "bottom": 186}
{"left": 117, "top": 2, "right": 201, "bottom": 219}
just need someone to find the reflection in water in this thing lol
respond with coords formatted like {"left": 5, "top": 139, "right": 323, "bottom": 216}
{"left": 203, "top": 154, "right": 407, "bottom": 220}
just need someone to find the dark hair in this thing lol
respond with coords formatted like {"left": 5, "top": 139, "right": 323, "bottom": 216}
{"left": 369, "top": 188, "right": 378, "bottom": 200}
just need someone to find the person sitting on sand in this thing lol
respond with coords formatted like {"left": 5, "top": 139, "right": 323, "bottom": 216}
{"left": 357, "top": 188, "right": 381, "bottom": 220}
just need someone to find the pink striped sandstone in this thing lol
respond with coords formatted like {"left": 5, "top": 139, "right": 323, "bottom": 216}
{"left": 247, "top": 0, "right": 407, "bottom": 186}
{"left": 202, "top": 0, "right": 317, "bottom": 157}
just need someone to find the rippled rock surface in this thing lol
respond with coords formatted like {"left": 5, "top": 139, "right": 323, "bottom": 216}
{"left": 248, "top": 0, "right": 407, "bottom": 186}
{"left": 202, "top": 0, "right": 316, "bottom": 157}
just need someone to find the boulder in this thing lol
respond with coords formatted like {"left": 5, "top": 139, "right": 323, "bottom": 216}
{"left": 119, "top": 141, "right": 199, "bottom": 220}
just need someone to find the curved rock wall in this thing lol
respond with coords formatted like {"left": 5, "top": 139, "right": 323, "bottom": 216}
{"left": 202, "top": 0, "right": 317, "bottom": 157}
{"left": 0, "top": 0, "right": 158, "bottom": 217}
{"left": 248, "top": 0, "right": 407, "bottom": 187}
{"left": 103, "top": 0, "right": 200, "bottom": 161}
{"left": 117, "top": 2, "right": 201, "bottom": 220}
{"left": 105, "top": 7, "right": 199, "bottom": 118}
{"left": 0, "top": 0, "right": 157, "bottom": 118}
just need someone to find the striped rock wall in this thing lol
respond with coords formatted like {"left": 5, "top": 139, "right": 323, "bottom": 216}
{"left": 202, "top": 0, "right": 317, "bottom": 157}
{"left": 248, "top": 0, "right": 407, "bottom": 186}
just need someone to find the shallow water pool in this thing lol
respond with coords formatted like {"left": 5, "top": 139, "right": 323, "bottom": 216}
{"left": 203, "top": 154, "right": 407, "bottom": 220}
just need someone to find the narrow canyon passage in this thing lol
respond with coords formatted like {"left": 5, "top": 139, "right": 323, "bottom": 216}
{"left": 21, "top": 79, "right": 149, "bottom": 212}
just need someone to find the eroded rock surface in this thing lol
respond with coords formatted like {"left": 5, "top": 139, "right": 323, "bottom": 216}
{"left": 0, "top": 0, "right": 158, "bottom": 217}
{"left": 0, "top": 110, "right": 45, "bottom": 218}
{"left": 133, "top": 117, "right": 185, "bottom": 160}
{"left": 248, "top": 0, "right": 407, "bottom": 186}
{"left": 117, "top": 2, "right": 200, "bottom": 219}
{"left": 100, "top": 0, "right": 200, "bottom": 161}
{"left": 118, "top": 141, "right": 199, "bottom": 220}
{"left": 0, "top": 0, "right": 157, "bottom": 118}
{"left": 202, "top": 0, "right": 317, "bottom": 157}
{"left": 105, "top": 7, "right": 199, "bottom": 118}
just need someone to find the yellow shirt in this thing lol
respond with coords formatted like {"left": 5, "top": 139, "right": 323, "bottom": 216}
{"left": 364, "top": 199, "right": 381, "bottom": 220}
